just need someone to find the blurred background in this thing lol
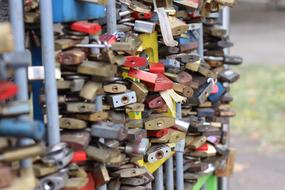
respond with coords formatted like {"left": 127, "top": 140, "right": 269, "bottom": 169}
{"left": 230, "top": 0, "right": 285, "bottom": 189}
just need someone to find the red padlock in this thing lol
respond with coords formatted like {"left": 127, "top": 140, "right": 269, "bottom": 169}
{"left": 131, "top": 12, "right": 153, "bottom": 20}
{"left": 147, "top": 128, "right": 170, "bottom": 138}
{"left": 99, "top": 34, "right": 117, "bottom": 44}
{"left": 0, "top": 81, "right": 18, "bottom": 101}
{"left": 149, "top": 63, "right": 165, "bottom": 74}
{"left": 71, "top": 21, "right": 102, "bottom": 35}
{"left": 128, "top": 69, "right": 158, "bottom": 83}
{"left": 80, "top": 173, "right": 95, "bottom": 190}
{"left": 196, "top": 143, "right": 209, "bottom": 152}
{"left": 145, "top": 95, "right": 165, "bottom": 109}
{"left": 123, "top": 56, "right": 147, "bottom": 68}
{"left": 71, "top": 150, "right": 87, "bottom": 163}
{"left": 211, "top": 84, "right": 219, "bottom": 94}
{"left": 144, "top": 74, "right": 173, "bottom": 92}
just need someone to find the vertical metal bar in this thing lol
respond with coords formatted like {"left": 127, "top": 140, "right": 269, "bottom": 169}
{"left": 222, "top": 6, "right": 230, "bottom": 55}
{"left": 164, "top": 157, "right": 174, "bottom": 190}
{"left": 9, "top": 0, "right": 33, "bottom": 169}
{"left": 219, "top": 7, "right": 231, "bottom": 190}
{"left": 98, "top": 185, "right": 107, "bottom": 190}
{"left": 175, "top": 103, "right": 185, "bottom": 190}
{"left": 198, "top": 23, "right": 204, "bottom": 60}
{"left": 39, "top": 0, "right": 60, "bottom": 146}
{"left": 154, "top": 166, "right": 164, "bottom": 190}
{"left": 106, "top": 0, "right": 117, "bottom": 34}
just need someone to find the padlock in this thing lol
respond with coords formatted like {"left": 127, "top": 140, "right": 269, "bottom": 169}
{"left": 0, "top": 23, "right": 14, "bottom": 53}
{"left": 104, "top": 83, "right": 127, "bottom": 94}
{"left": 79, "top": 81, "right": 102, "bottom": 101}
{"left": 147, "top": 128, "right": 169, "bottom": 138}
{"left": 124, "top": 138, "right": 149, "bottom": 155}
{"left": 0, "top": 143, "right": 45, "bottom": 162}
{"left": 55, "top": 39, "right": 79, "bottom": 51}
{"left": 86, "top": 145, "right": 119, "bottom": 163}
{"left": 131, "top": 82, "right": 148, "bottom": 103}
{"left": 168, "top": 128, "right": 186, "bottom": 143}
{"left": 59, "top": 118, "right": 87, "bottom": 130}
{"left": 106, "top": 91, "right": 137, "bottom": 108}
{"left": 91, "top": 122, "right": 128, "bottom": 141}
{"left": 145, "top": 95, "right": 165, "bottom": 109}
{"left": 126, "top": 103, "right": 145, "bottom": 113}
{"left": 0, "top": 101, "right": 30, "bottom": 116}
{"left": 128, "top": 69, "right": 157, "bottom": 84}
{"left": 56, "top": 49, "right": 87, "bottom": 65}
{"left": 0, "top": 81, "right": 18, "bottom": 101}
{"left": 218, "top": 70, "right": 240, "bottom": 83}
{"left": 92, "top": 164, "right": 110, "bottom": 187}
{"left": 42, "top": 143, "right": 73, "bottom": 170}
{"left": 71, "top": 21, "right": 102, "bottom": 35}
{"left": 185, "top": 136, "right": 207, "bottom": 150}
{"left": 77, "top": 61, "right": 117, "bottom": 77}
{"left": 36, "top": 169, "right": 68, "bottom": 190}
{"left": 149, "top": 63, "right": 165, "bottom": 74}
{"left": 174, "top": 119, "right": 190, "bottom": 132}
{"left": 172, "top": 83, "right": 194, "bottom": 97}
{"left": 144, "top": 116, "right": 175, "bottom": 130}
{"left": 126, "top": 128, "right": 146, "bottom": 144}
{"left": 112, "top": 167, "right": 148, "bottom": 178}
{"left": 145, "top": 144, "right": 171, "bottom": 163}
{"left": 75, "top": 112, "right": 108, "bottom": 122}
{"left": 134, "top": 20, "right": 156, "bottom": 34}
{"left": 131, "top": 12, "right": 153, "bottom": 20}
{"left": 60, "top": 131, "right": 91, "bottom": 150}
{"left": 66, "top": 103, "right": 96, "bottom": 113}
{"left": 144, "top": 74, "right": 173, "bottom": 92}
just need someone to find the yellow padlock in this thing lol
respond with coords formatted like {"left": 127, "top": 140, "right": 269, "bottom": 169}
{"left": 138, "top": 32, "right": 159, "bottom": 63}
{"left": 127, "top": 111, "right": 142, "bottom": 120}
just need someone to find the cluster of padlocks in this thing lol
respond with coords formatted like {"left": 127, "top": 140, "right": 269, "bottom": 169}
{"left": 0, "top": 0, "right": 241, "bottom": 189}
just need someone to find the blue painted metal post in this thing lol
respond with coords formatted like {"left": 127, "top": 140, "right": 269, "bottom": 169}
{"left": 40, "top": 0, "right": 60, "bottom": 146}
{"left": 31, "top": 47, "right": 44, "bottom": 121}
{"left": 198, "top": 23, "right": 204, "bottom": 60}
{"left": 106, "top": 0, "right": 117, "bottom": 34}
{"left": 219, "top": 7, "right": 231, "bottom": 190}
{"left": 9, "top": 0, "right": 33, "bottom": 169}
{"left": 154, "top": 166, "right": 164, "bottom": 190}
{"left": 164, "top": 156, "right": 174, "bottom": 190}
{"left": 175, "top": 103, "right": 185, "bottom": 190}
{"left": 97, "top": 2, "right": 117, "bottom": 190}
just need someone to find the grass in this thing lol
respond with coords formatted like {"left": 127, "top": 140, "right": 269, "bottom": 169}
{"left": 231, "top": 64, "right": 285, "bottom": 148}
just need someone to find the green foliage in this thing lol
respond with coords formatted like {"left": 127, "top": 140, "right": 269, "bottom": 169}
{"left": 231, "top": 64, "right": 285, "bottom": 148}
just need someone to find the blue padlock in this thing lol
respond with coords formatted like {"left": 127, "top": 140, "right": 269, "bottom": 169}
{"left": 208, "top": 82, "right": 226, "bottom": 103}
{"left": 0, "top": 119, "right": 45, "bottom": 141}
{"left": 52, "top": 0, "right": 106, "bottom": 23}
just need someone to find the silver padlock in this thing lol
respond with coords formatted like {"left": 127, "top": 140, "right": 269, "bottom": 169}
{"left": 36, "top": 169, "right": 68, "bottom": 190}
{"left": 91, "top": 122, "right": 128, "bottom": 141}
{"left": 42, "top": 143, "right": 73, "bottom": 170}
{"left": 106, "top": 91, "right": 137, "bottom": 108}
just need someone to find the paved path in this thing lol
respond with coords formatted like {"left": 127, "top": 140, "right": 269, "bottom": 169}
{"left": 231, "top": 1, "right": 285, "bottom": 64}
{"left": 230, "top": 133, "right": 285, "bottom": 190}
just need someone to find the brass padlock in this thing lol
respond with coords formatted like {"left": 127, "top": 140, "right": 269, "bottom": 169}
{"left": 77, "top": 61, "right": 117, "bottom": 77}
{"left": 0, "top": 23, "right": 14, "bottom": 53}
{"left": 59, "top": 118, "right": 87, "bottom": 130}
{"left": 144, "top": 116, "right": 175, "bottom": 130}
{"left": 75, "top": 112, "right": 108, "bottom": 122}
{"left": 131, "top": 82, "right": 148, "bottom": 103}
{"left": 79, "top": 81, "right": 102, "bottom": 101}
{"left": 104, "top": 83, "right": 127, "bottom": 94}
